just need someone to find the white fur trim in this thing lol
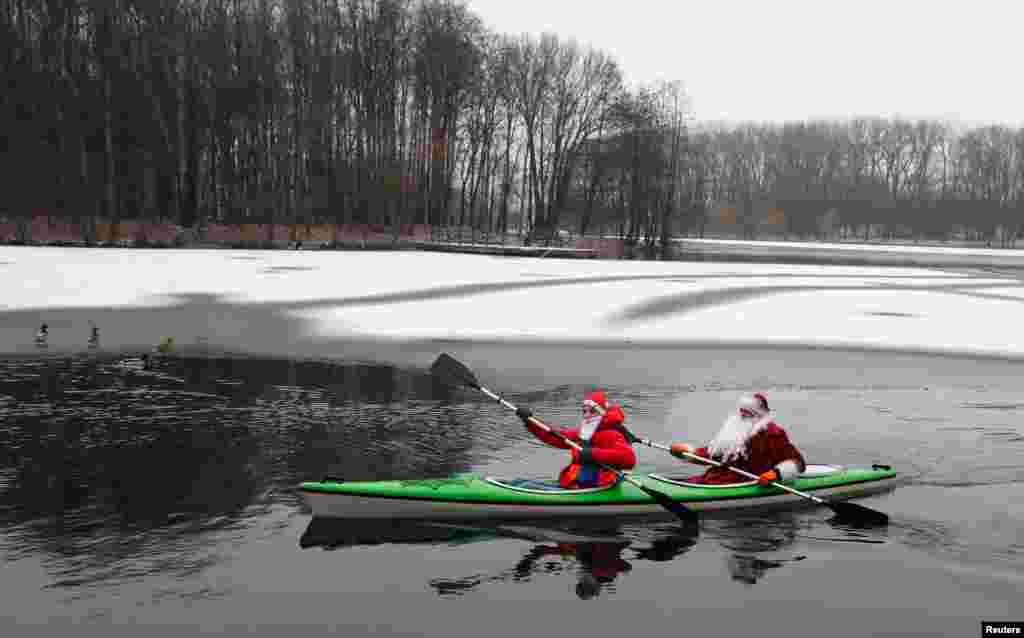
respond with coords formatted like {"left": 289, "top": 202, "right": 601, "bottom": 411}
{"left": 579, "top": 415, "right": 601, "bottom": 441}
{"left": 749, "top": 414, "right": 773, "bottom": 436}
{"left": 582, "top": 399, "right": 606, "bottom": 415}
{"left": 737, "top": 394, "right": 768, "bottom": 417}
{"left": 775, "top": 460, "right": 801, "bottom": 481}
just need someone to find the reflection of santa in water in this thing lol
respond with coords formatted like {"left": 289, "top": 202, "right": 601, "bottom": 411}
{"left": 512, "top": 541, "right": 633, "bottom": 600}
{"left": 671, "top": 393, "right": 806, "bottom": 485}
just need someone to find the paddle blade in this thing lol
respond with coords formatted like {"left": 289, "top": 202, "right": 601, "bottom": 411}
{"left": 828, "top": 500, "right": 889, "bottom": 527}
{"left": 430, "top": 353, "right": 481, "bottom": 390}
{"left": 638, "top": 484, "right": 699, "bottom": 526}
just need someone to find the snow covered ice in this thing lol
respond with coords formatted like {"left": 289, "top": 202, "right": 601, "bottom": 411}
{"left": 2, "top": 245, "right": 1023, "bottom": 360}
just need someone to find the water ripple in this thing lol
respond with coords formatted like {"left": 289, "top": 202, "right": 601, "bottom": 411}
{"left": 2, "top": 351, "right": 1023, "bottom": 610}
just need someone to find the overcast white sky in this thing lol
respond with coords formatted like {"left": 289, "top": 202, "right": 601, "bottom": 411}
{"left": 465, "top": 0, "right": 1023, "bottom": 126}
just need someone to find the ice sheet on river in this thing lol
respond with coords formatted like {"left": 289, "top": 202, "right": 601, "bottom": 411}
{"left": 2, "top": 246, "right": 1023, "bottom": 361}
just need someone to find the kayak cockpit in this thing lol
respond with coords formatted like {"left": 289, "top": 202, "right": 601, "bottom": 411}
{"left": 647, "top": 464, "right": 844, "bottom": 488}
{"left": 484, "top": 477, "right": 617, "bottom": 495}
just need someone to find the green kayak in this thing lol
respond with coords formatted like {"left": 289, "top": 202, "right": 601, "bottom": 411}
{"left": 299, "top": 464, "right": 898, "bottom": 520}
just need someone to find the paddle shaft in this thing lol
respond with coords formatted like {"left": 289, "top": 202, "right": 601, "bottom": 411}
{"left": 630, "top": 436, "right": 829, "bottom": 506}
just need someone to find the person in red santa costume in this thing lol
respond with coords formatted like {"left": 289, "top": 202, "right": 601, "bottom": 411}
{"left": 515, "top": 390, "right": 636, "bottom": 489}
{"left": 669, "top": 393, "right": 806, "bottom": 485}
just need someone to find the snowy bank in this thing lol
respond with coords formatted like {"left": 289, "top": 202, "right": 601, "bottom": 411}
{"left": 3, "top": 247, "right": 1024, "bottom": 371}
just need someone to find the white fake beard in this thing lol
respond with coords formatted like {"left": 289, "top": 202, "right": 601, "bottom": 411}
{"left": 579, "top": 415, "right": 602, "bottom": 442}
{"left": 707, "top": 414, "right": 770, "bottom": 462}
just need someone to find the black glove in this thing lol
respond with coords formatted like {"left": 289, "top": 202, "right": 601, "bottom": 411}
{"left": 576, "top": 446, "right": 594, "bottom": 466}
{"left": 620, "top": 426, "right": 640, "bottom": 445}
{"left": 516, "top": 406, "right": 533, "bottom": 423}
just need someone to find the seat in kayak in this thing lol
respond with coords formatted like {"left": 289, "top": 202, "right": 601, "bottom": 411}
{"left": 649, "top": 464, "right": 843, "bottom": 488}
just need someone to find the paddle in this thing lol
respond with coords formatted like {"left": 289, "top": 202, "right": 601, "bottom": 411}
{"left": 429, "top": 353, "right": 698, "bottom": 526}
{"left": 620, "top": 428, "right": 889, "bottom": 527}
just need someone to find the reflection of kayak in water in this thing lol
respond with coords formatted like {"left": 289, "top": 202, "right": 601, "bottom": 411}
{"left": 299, "top": 512, "right": 886, "bottom": 598}
{"left": 298, "top": 517, "right": 627, "bottom": 550}
{"left": 299, "top": 465, "right": 899, "bottom": 520}
{"left": 299, "top": 516, "right": 858, "bottom": 597}
{"left": 424, "top": 522, "right": 699, "bottom": 600}
{"left": 426, "top": 522, "right": 625, "bottom": 544}
{"left": 298, "top": 516, "right": 698, "bottom": 600}
{"left": 431, "top": 540, "right": 638, "bottom": 600}
{"left": 298, "top": 517, "right": 498, "bottom": 550}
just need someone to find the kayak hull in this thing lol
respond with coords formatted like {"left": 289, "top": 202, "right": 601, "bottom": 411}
{"left": 299, "top": 464, "right": 899, "bottom": 521}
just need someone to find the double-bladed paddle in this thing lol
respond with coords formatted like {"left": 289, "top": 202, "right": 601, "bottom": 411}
{"left": 621, "top": 428, "right": 890, "bottom": 527}
{"left": 429, "top": 353, "right": 699, "bottom": 526}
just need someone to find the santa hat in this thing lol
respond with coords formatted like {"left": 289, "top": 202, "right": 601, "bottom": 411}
{"left": 737, "top": 393, "right": 769, "bottom": 417}
{"left": 582, "top": 390, "right": 608, "bottom": 415}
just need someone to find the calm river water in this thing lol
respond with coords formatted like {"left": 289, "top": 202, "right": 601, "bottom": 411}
{"left": 2, "top": 346, "right": 1022, "bottom": 637}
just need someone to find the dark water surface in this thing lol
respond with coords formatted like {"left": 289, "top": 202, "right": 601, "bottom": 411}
{"left": 2, "top": 349, "right": 1022, "bottom": 637}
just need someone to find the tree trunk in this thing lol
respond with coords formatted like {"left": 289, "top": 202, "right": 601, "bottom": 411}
{"left": 499, "top": 109, "right": 514, "bottom": 240}
{"left": 103, "top": 68, "right": 117, "bottom": 224}
{"left": 176, "top": 45, "right": 189, "bottom": 228}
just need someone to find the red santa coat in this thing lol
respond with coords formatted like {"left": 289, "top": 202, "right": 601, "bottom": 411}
{"left": 525, "top": 405, "right": 636, "bottom": 488}
{"left": 688, "top": 421, "right": 806, "bottom": 485}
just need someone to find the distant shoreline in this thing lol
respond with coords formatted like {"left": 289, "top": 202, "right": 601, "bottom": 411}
{"left": 5, "top": 235, "right": 1024, "bottom": 269}
{"left": 671, "top": 238, "right": 1024, "bottom": 270}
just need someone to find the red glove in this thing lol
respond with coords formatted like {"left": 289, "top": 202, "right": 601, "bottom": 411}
{"left": 758, "top": 469, "right": 780, "bottom": 485}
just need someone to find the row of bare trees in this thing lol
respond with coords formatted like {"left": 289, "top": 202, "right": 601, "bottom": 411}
{"left": 3, "top": 0, "right": 1022, "bottom": 248}
{"left": 1, "top": 0, "right": 676, "bottom": 243}
{"left": 694, "top": 119, "right": 1024, "bottom": 245}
